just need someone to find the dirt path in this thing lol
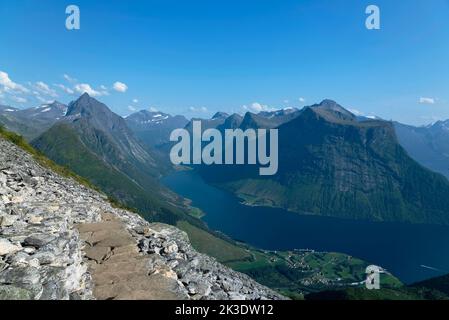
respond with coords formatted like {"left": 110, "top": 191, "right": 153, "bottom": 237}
{"left": 76, "top": 213, "right": 186, "bottom": 300}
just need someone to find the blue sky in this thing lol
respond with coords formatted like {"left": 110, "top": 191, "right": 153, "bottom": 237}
{"left": 1, "top": 0, "right": 448, "bottom": 125}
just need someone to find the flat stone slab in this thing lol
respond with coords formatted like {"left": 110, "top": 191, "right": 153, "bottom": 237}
{"left": 77, "top": 213, "right": 188, "bottom": 300}
{"left": 84, "top": 246, "right": 111, "bottom": 264}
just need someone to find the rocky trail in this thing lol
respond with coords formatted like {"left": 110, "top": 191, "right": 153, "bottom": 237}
{"left": 77, "top": 213, "right": 184, "bottom": 300}
{"left": 0, "top": 137, "right": 284, "bottom": 300}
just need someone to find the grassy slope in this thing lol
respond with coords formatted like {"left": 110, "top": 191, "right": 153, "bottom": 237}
{"left": 176, "top": 220, "right": 402, "bottom": 299}
{"left": 412, "top": 273, "right": 449, "bottom": 296}
{"left": 176, "top": 221, "right": 252, "bottom": 263}
{"left": 0, "top": 124, "right": 99, "bottom": 192}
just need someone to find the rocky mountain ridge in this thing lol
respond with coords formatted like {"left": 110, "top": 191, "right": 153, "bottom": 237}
{"left": 125, "top": 110, "right": 189, "bottom": 148}
{"left": 0, "top": 101, "right": 67, "bottom": 141}
{"left": 0, "top": 136, "right": 284, "bottom": 300}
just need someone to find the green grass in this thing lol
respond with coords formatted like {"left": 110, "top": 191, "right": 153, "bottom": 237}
{"left": 228, "top": 249, "right": 402, "bottom": 299}
{"left": 176, "top": 221, "right": 252, "bottom": 263}
{"left": 187, "top": 207, "right": 205, "bottom": 219}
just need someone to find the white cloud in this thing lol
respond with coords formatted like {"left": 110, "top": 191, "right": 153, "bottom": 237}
{"left": 128, "top": 105, "right": 137, "bottom": 112}
{"left": 0, "top": 71, "right": 29, "bottom": 93}
{"left": 10, "top": 96, "right": 27, "bottom": 104}
{"left": 189, "top": 106, "right": 208, "bottom": 113}
{"left": 132, "top": 98, "right": 139, "bottom": 104}
{"left": 242, "top": 102, "right": 273, "bottom": 113}
{"left": 149, "top": 106, "right": 158, "bottom": 112}
{"left": 99, "top": 85, "right": 109, "bottom": 96}
{"left": 63, "top": 74, "right": 77, "bottom": 83}
{"left": 419, "top": 97, "right": 436, "bottom": 105}
{"left": 35, "top": 81, "right": 51, "bottom": 92}
{"left": 299, "top": 97, "right": 306, "bottom": 103}
{"left": 113, "top": 81, "right": 128, "bottom": 93}
{"left": 34, "top": 81, "right": 58, "bottom": 97}
{"left": 55, "top": 84, "right": 75, "bottom": 95}
{"left": 74, "top": 83, "right": 105, "bottom": 97}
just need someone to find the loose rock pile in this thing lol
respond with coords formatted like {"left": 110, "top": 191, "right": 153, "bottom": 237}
{"left": 0, "top": 137, "right": 284, "bottom": 300}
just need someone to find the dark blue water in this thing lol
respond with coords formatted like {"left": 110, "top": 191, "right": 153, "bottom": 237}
{"left": 162, "top": 170, "right": 449, "bottom": 284}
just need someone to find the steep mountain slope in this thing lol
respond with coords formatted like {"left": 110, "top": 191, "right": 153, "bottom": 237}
{"left": 394, "top": 121, "right": 449, "bottom": 179}
{"left": 0, "top": 101, "right": 67, "bottom": 141}
{"left": 31, "top": 94, "right": 182, "bottom": 224}
{"left": 126, "top": 110, "right": 188, "bottom": 148}
{"left": 412, "top": 273, "right": 449, "bottom": 296}
{"left": 0, "top": 135, "right": 283, "bottom": 300}
{"left": 217, "top": 113, "right": 244, "bottom": 131}
{"left": 200, "top": 100, "right": 449, "bottom": 225}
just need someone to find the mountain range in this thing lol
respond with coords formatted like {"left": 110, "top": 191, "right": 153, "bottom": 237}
{"left": 197, "top": 100, "right": 449, "bottom": 225}
{"left": 125, "top": 110, "right": 188, "bottom": 147}
{"left": 0, "top": 101, "right": 67, "bottom": 140}
{"left": 3, "top": 96, "right": 449, "bottom": 226}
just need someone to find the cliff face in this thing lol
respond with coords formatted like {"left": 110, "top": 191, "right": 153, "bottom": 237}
{"left": 0, "top": 137, "right": 284, "bottom": 300}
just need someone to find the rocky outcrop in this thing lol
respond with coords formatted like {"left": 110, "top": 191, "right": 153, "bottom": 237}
{"left": 0, "top": 137, "right": 284, "bottom": 300}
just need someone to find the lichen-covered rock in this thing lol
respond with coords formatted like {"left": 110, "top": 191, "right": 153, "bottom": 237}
{"left": 0, "top": 285, "right": 33, "bottom": 300}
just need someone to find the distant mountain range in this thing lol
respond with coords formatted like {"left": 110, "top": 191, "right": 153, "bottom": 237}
{"left": 3, "top": 96, "right": 449, "bottom": 225}
{"left": 197, "top": 100, "right": 449, "bottom": 225}
{"left": 394, "top": 121, "right": 449, "bottom": 179}
{"left": 0, "top": 101, "right": 67, "bottom": 140}
{"left": 125, "top": 110, "right": 188, "bottom": 147}
{"left": 184, "top": 111, "right": 230, "bottom": 133}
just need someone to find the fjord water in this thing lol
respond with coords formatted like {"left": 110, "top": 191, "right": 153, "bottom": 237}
{"left": 163, "top": 170, "right": 449, "bottom": 284}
